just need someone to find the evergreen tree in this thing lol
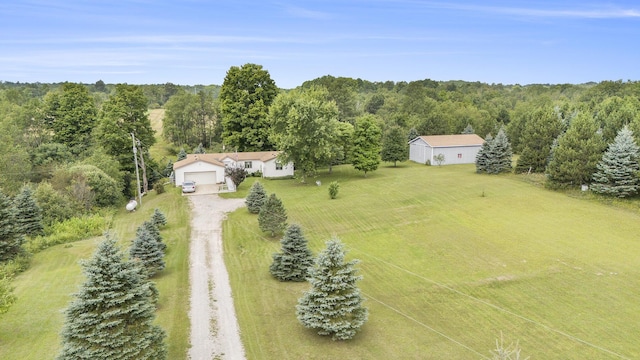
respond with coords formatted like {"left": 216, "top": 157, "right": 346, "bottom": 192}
{"left": 269, "top": 224, "right": 314, "bottom": 282}
{"left": 461, "top": 124, "right": 475, "bottom": 134}
{"left": 486, "top": 128, "right": 513, "bottom": 174}
{"left": 137, "top": 220, "right": 166, "bottom": 252}
{"left": 58, "top": 235, "right": 166, "bottom": 360}
{"left": 258, "top": 193, "right": 287, "bottom": 237}
{"left": 0, "top": 190, "right": 23, "bottom": 262}
{"left": 352, "top": 115, "right": 382, "bottom": 177}
{"left": 194, "top": 143, "right": 205, "bottom": 154}
{"left": 591, "top": 126, "right": 640, "bottom": 197}
{"left": 546, "top": 112, "right": 605, "bottom": 187}
{"left": 515, "top": 107, "right": 562, "bottom": 173}
{"left": 163, "top": 160, "right": 173, "bottom": 177}
{"left": 130, "top": 226, "right": 165, "bottom": 277}
{"left": 407, "top": 127, "right": 419, "bottom": 141}
{"left": 12, "top": 186, "right": 44, "bottom": 237}
{"left": 245, "top": 181, "right": 267, "bottom": 214}
{"left": 151, "top": 208, "right": 168, "bottom": 228}
{"left": 296, "top": 238, "right": 368, "bottom": 340}
{"left": 381, "top": 126, "right": 409, "bottom": 167}
{"left": 475, "top": 134, "right": 493, "bottom": 173}
{"left": 177, "top": 148, "right": 187, "bottom": 161}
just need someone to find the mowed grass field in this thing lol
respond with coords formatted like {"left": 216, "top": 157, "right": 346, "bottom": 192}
{"left": 224, "top": 163, "right": 640, "bottom": 359}
{"left": 0, "top": 189, "right": 191, "bottom": 360}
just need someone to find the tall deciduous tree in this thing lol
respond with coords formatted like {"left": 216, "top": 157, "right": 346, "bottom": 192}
{"left": 296, "top": 238, "right": 368, "bottom": 340}
{"left": 96, "top": 84, "right": 155, "bottom": 195}
{"left": 258, "top": 193, "right": 287, "bottom": 237}
{"left": 245, "top": 181, "right": 267, "bottom": 214}
{"left": 270, "top": 224, "right": 314, "bottom": 282}
{"left": 591, "top": 126, "right": 640, "bottom": 197}
{"left": 515, "top": 107, "right": 562, "bottom": 173}
{"left": 44, "top": 82, "right": 97, "bottom": 153}
{"left": 220, "top": 63, "right": 278, "bottom": 151}
{"left": 0, "top": 190, "right": 23, "bottom": 262}
{"left": 381, "top": 125, "right": 409, "bottom": 167}
{"left": 269, "top": 86, "right": 340, "bottom": 182}
{"left": 58, "top": 235, "right": 166, "bottom": 359}
{"left": 163, "top": 91, "right": 217, "bottom": 149}
{"left": 351, "top": 115, "right": 382, "bottom": 177}
{"left": 546, "top": 112, "right": 605, "bottom": 187}
{"left": 12, "top": 186, "right": 44, "bottom": 237}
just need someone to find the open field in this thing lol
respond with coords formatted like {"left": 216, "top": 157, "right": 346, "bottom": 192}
{"left": 224, "top": 163, "right": 640, "bottom": 359}
{"left": 0, "top": 188, "right": 191, "bottom": 360}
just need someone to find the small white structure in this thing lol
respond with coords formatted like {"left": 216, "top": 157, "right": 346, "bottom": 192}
{"left": 409, "top": 134, "right": 484, "bottom": 165}
{"left": 173, "top": 151, "right": 294, "bottom": 188}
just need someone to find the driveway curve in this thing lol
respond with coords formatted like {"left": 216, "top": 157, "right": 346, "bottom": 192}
{"left": 188, "top": 194, "right": 246, "bottom": 360}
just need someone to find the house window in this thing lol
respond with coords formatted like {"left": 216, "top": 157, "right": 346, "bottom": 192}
{"left": 244, "top": 161, "right": 252, "bottom": 169}
{"left": 458, "top": 153, "right": 462, "bottom": 159}
{"left": 275, "top": 161, "right": 283, "bottom": 170}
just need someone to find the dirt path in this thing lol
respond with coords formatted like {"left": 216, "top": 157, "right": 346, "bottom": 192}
{"left": 188, "top": 194, "right": 246, "bottom": 360}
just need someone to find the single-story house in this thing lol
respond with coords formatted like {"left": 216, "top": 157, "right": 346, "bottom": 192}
{"left": 173, "top": 151, "right": 294, "bottom": 187}
{"left": 409, "top": 134, "right": 484, "bottom": 165}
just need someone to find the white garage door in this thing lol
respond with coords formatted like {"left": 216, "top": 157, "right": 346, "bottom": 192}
{"left": 184, "top": 171, "right": 217, "bottom": 185}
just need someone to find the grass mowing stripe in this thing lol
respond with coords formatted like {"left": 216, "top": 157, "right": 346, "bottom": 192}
{"left": 351, "top": 246, "right": 631, "bottom": 360}
{"left": 362, "top": 290, "right": 490, "bottom": 359}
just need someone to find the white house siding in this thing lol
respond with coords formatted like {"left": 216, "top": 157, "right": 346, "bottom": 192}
{"left": 430, "top": 146, "right": 481, "bottom": 165}
{"left": 409, "top": 139, "right": 428, "bottom": 164}
{"left": 174, "top": 161, "right": 225, "bottom": 186}
{"left": 262, "top": 159, "right": 294, "bottom": 178}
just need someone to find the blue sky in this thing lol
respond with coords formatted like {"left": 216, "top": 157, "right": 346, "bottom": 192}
{"left": 1, "top": 0, "right": 639, "bottom": 88}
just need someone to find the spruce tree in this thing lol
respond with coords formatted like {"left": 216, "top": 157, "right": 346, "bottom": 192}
{"left": 475, "top": 134, "right": 493, "bottom": 173}
{"left": 381, "top": 126, "right": 409, "bottom": 167}
{"left": 151, "top": 208, "right": 167, "bottom": 228}
{"left": 296, "top": 238, "right": 368, "bottom": 340}
{"left": 546, "top": 112, "right": 605, "bottom": 187}
{"left": 258, "top": 193, "right": 287, "bottom": 237}
{"left": 177, "top": 148, "right": 187, "bottom": 161}
{"left": 12, "top": 186, "right": 44, "bottom": 237}
{"left": 591, "top": 126, "right": 640, "bottom": 197}
{"left": 245, "top": 181, "right": 267, "bottom": 214}
{"left": 194, "top": 143, "right": 205, "bottom": 154}
{"left": 58, "top": 235, "right": 166, "bottom": 360}
{"left": 137, "top": 220, "right": 166, "bottom": 253}
{"left": 461, "top": 124, "right": 475, "bottom": 134}
{"left": 0, "top": 190, "right": 23, "bottom": 262}
{"left": 130, "top": 226, "right": 165, "bottom": 277}
{"left": 407, "top": 127, "right": 419, "bottom": 141}
{"left": 270, "top": 224, "right": 314, "bottom": 281}
{"left": 486, "top": 128, "right": 513, "bottom": 174}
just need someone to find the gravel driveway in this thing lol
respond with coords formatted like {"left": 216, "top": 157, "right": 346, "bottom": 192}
{"left": 188, "top": 194, "right": 246, "bottom": 360}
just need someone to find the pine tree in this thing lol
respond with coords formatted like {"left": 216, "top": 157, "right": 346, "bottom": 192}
{"left": 407, "top": 127, "right": 419, "bottom": 141}
{"left": 258, "top": 193, "right": 287, "bottom": 237}
{"left": 461, "top": 124, "right": 475, "bottom": 134}
{"left": 475, "top": 134, "right": 493, "bottom": 173}
{"left": 0, "top": 190, "right": 24, "bottom": 262}
{"left": 58, "top": 235, "right": 166, "bottom": 359}
{"left": 12, "top": 186, "right": 44, "bottom": 237}
{"left": 296, "top": 238, "right": 368, "bottom": 340}
{"left": 486, "top": 128, "right": 513, "bottom": 174}
{"left": 270, "top": 224, "right": 314, "bottom": 281}
{"left": 194, "top": 143, "right": 205, "bottom": 154}
{"left": 151, "top": 208, "right": 167, "bottom": 228}
{"left": 546, "top": 112, "right": 605, "bottom": 187}
{"left": 177, "top": 148, "right": 187, "bottom": 161}
{"left": 381, "top": 126, "right": 409, "bottom": 167}
{"left": 591, "top": 126, "right": 640, "bottom": 197}
{"left": 130, "top": 226, "right": 165, "bottom": 277}
{"left": 245, "top": 181, "right": 267, "bottom": 214}
{"left": 137, "top": 220, "right": 166, "bottom": 253}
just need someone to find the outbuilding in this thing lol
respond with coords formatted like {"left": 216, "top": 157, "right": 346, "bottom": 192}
{"left": 409, "top": 134, "right": 484, "bottom": 165}
{"left": 173, "top": 151, "right": 294, "bottom": 187}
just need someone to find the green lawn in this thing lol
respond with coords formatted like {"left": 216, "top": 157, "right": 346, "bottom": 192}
{"left": 225, "top": 163, "right": 640, "bottom": 359}
{"left": 0, "top": 188, "right": 191, "bottom": 360}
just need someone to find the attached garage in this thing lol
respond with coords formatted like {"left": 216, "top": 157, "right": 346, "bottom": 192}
{"left": 184, "top": 171, "right": 217, "bottom": 185}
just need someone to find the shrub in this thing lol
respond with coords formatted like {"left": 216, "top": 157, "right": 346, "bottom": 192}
{"left": 25, "top": 214, "right": 110, "bottom": 253}
{"left": 154, "top": 180, "right": 165, "bottom": 194}
{"left": 328, "top": 181, "right": 340, "bottom": 199}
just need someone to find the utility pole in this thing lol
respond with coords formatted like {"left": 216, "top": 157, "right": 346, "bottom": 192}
{"left": 131, "top": 133, "right": 142, "bottom": 206}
